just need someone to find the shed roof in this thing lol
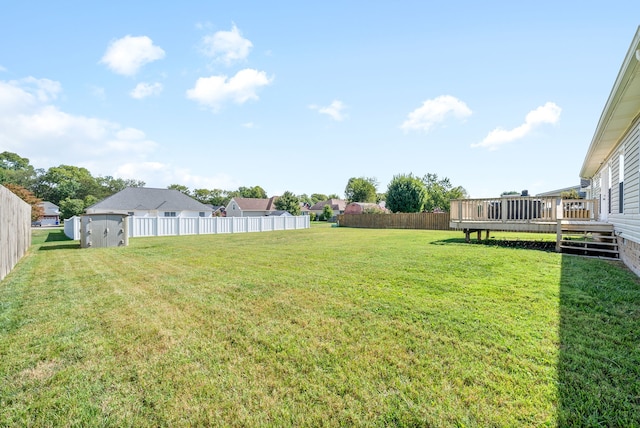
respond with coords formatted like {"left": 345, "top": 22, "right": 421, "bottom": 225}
{"left": 581, "top": 26, "right": 640, "bottom": 178}
{"left": 88, "top": 187, "right": 211, "bottom": 212}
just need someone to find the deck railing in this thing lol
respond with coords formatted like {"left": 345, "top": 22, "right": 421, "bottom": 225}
{"left": 450, "top": 197, "right": 599, "bottom": 224}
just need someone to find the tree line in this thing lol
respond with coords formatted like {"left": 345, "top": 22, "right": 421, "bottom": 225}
{"left": 0, "top": 151, "right": 341, "bottom": 220}
{"left": 344, "top": 174, "right": 467, "bottom": 213}
{"left": 1, "top": 151, "right": 468, "bottom": 221}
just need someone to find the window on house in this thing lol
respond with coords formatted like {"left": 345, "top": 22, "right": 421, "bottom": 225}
{"left": 199, "top": 212, "right": 205, "bottom": 217}
{"left": 164, "top": 212, "right": 177, "bottom": 217}
{"left": 128, "top": 212, "right": 134, "bottom": 216}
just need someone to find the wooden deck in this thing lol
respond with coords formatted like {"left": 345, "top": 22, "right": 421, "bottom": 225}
{"left": 449, "top": 197, "right": 618, "bottom": 257}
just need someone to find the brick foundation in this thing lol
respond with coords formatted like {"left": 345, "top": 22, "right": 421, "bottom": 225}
{"left": 618, "top": 237, "right": 640, "bottom": 277}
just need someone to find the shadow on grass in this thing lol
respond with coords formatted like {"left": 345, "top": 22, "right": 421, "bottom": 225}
{"left": 38, "top": 242, "right": 80, "bottom": 251}
{"left": 34, "top": 229, "right": 80, "bottom": 251}
{"left": 44, "top": 229, "right": 71, "bottom": 242}
{"left": 432, "top": 238, "right": 555, "bottom": 251}
{"left": 558, "top": 255, "right": 640, "bottom": 425}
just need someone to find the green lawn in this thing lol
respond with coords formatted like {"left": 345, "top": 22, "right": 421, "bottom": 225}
{"left": 1, "top": 225, "right": 639, "bottom": 426}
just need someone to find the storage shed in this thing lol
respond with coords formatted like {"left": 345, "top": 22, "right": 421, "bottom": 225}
{"left": 80, "top": 214, "right": 129, "bottom": 248}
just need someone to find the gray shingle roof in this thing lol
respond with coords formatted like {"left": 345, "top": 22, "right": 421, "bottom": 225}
{"left": 88, "top": 187, "right": 211, "bottom": 212}
{"left": 232, "top": 197, "right": 279, "bottom": 211}
{"left": 309, "top": 199, "right": 347, "bottom": 211}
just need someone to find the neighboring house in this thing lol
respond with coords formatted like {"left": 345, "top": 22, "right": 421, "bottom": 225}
{"left": 86, "top": 187, "right": 213, "bottom": 218}
{"left": 207, "top": 205, "right": 226, "bottom": 216}
{"left": 268, "top": 210, "right": 293, "bottom": 217}
{"left": 580, "top": 27, "right": 640, "bottom": 275}
{"left": 344, "top": 202, "right": 389, "bottom": 214}
{"left": 39, "top": 201, "right": 61, "bottom": 226}
{"left": 225, "top": 197, "right": 279, "bottom": 217}
{"left": 308, "top": 199, "right": 347, "bottom": 218}
{"left": 535, "top": 185, "right": 584, "bottom": 198}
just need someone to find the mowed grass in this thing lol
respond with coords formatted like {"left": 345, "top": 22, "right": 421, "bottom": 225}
{"left": 1, "top": 225, "right": 639, "bottom": 426}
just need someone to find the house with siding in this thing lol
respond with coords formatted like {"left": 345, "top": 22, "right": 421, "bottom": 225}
{"left": 308, "top": 199, "right": 347, "bottom": 218}
{"left": 581, "top": 27, "right": 640, "bottom": 274}
{"left": 39, "top": 201, "right": 61, "bottom": 225}
{"left": 225, "top": 197, "right": 279, "bottom": 217}
{"left": 86, "top": 187, "right": 213, "bottom": 218}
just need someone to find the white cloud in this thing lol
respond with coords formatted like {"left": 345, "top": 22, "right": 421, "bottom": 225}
{"left": 309, "top": 100, "right": 347, "bottom": 121}
{"left": 0, "top": 75, "right": 245, "bottom": 190}
{"left": 0, "top": 76, "right": 159, "bottom": 179}
{"left": 0, "top": 65, "right": 7, "bottom": 72}
{"left": 201, "top": 24, "right": 253, "bottom": 65}
{"left": 242, "top": 122, "right": 254, "bottom": 128}
{"left": 116, "top": 162, "right": 238, "bottom": 189}
{"left": 130, "top": 82, "right": 163, "bottom": 99}
{"left": 472, "top": 102, "right": 562, "bottom": 150}
{"left": 401, "top": 95, "right": 472, "bottom": 133}
{"left": 186, "top": 68, "right": 273, "bottom": 112}
{"left": 100, "top": 35, "right": 165, "bottom": 76}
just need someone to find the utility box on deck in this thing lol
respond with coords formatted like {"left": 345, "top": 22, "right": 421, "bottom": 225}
{"left": 80, "top": 214, "right": 129, "bottom": 248}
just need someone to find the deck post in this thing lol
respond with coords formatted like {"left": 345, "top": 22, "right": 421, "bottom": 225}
{"left": 556, "top": 220, "right": 562, "bottom": 252}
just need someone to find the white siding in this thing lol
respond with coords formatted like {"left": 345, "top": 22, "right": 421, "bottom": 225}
{"left": 624, "top": 124, "right": 640, "bottom": 214}
{"left": 611, "top": 152, "right": 620, "bottom": 214}
{"left": 594, "top": 119, "right": 640, "bottom": 242}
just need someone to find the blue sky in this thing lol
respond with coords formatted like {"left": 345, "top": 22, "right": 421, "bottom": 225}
{"left": 1, "top": 1, "right": 639, "bottom": 198}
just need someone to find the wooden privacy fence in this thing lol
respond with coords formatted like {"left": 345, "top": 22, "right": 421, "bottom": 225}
{"left": 65, "top": 215, "right": 311, "bottom": 240}
{"left": 0, "top": 185, "right": 31, "bottom": 281}
{"left": 337, "top": 212, "right": 451, "bottom": 230}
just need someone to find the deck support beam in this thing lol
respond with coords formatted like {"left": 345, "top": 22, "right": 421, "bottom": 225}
{"left": 464, "top": 229, "right": 490, "bottom": 242}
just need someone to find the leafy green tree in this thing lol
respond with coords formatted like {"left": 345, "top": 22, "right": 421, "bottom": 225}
{"left": 274, "top": 191, "right": 301, "bottom": 215}
{"left": 84, "top": 195, "right": 98, "bottom": 209}
{"left": 422, "top": 173, "right": 467, "bottom": 212}
{"left": 297, "top": 193, "right": 312, "bottom": 206}
{"left": 0, "top": 151, "right": 39, "bottom": 189}
{"left": 96, "top": 176, "right": 145, "bottom": 199}
{"left": 327, "top": 193, "right": 341, "bottom": 200}
{"left": 311, "top": 193, "right": 328, "bottom": 204}
{"left": 322, "top": 204, "right": 334, "bottom": 221}
{"left": 386, "top": 173, "right": 427, "bottom": 213}
{"left": 34, "top": 165, "right": 99, "bottom": 205}
{"left": 344, "top": 177, "right": 377, "bottom": 203}
{"left": 237, "top": 185, "right": 267, "bottom": 199}
{"left": 501, "top": 191, "right": 520, "bottom": 196}
{"left": 210, "top": 189, "right": 231, "bottom": 206}
{"left": 560, "top": 189, "right": 581, "bottom": 199}
{"left": 168, "top": 184, "right": 191, "bottom": 195}
{"left": 192, "top": 188, "right": 214, "bottom": 204}
{"left": 4, "top": 183, "right": 44, "bottom": 221}
{"left": 59, "top": 198, "right": 85, "bottom": 219}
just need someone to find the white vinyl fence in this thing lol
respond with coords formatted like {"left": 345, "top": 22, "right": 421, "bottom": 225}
{"left": 65, "top": 215, "right": 310, "bottom": 240}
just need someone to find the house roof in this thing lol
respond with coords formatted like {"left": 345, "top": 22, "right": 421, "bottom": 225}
{"left": 581, "top": 26, "right": 640, "bottom": 178}
{"left": 88, "top": 187, "right": 212, "bottom": 212}
{"left": 40, "top": 201, "right": 60, "bottom": 216}
{"left": 231, "top": 197, "right": 279, "bottom": 211}
{"left": 535, "top": 185, "right": 581, "bottom": 197}
{"left": 309, "top": 199, "right": 347, "bottom": 211}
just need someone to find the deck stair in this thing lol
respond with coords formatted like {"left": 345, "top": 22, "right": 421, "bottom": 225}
{"left": 557, "top": 222, "right": 619, "bottom": 259}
